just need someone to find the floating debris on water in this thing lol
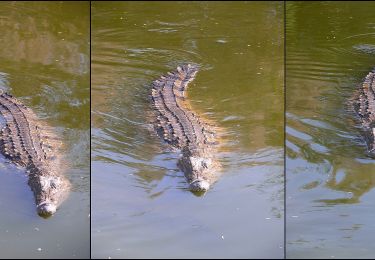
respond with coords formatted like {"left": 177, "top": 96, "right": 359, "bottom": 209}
{"left": 216, "top": 39, "right": 227, "bottom": 44}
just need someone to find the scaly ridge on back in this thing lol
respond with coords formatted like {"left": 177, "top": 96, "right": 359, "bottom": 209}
{"left": 0, "top": 93, "right": 45, "bottom": 164}
{"left": 353, "top": 68, "right": 375, "bottom": 156}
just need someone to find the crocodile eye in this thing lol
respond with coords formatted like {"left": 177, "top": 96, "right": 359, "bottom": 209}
{"left": 201, "top": 159, "right": 212, "bottom": 168}
{"left": 50, "top": 180, "right": 57, "bottom": 189}
{"left": 50, "top": 177, "right": 61, "bottom": 189}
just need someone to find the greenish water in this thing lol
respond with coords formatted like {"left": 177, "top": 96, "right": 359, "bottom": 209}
{"left": 91, "top": 1, "right": 283, "bottom": 259}
{"left": 286, "top": 2, "right": 375, "bottom": 259}
{"left": 0, "top": 2, "right": 90, "bottom": 259}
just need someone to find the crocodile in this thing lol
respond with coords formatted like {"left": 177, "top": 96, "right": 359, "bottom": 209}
{"left": 352, "top": 68, "right": 375, "bottom": 157}
{"left": 150, "top": 64, "right": 220, "bottom": 192}
{"left": 0, "top": 92, "right": 69, "bottom": 217}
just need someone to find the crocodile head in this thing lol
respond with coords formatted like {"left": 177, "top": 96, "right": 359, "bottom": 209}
{"left": 28, "top": 168, "right": 70, "bottom": 218}
{"left": 187, "top": 157, "right": 213, "bottom": 192}
{"left": 178, "top": 154, "right": 217, "bottom": 193}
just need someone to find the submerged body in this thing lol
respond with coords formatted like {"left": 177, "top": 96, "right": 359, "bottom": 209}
{"left": 151, "top": 64, "right": 220, "bottom": 192}
{"left": 353, "top": 68, "right": 375, "bottom": 157}
{"left": 0, "top": 93, "right": 69, "bottom": 217}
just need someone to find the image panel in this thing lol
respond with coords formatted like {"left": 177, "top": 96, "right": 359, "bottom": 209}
{"left": 286, "top": 1, "right": 375, "bottom": 259}
{"left": 91, "top": 1, "right": 284, "bottom": 259}
{"left": 0, "top": 1, "right": 90, "bottom": 259}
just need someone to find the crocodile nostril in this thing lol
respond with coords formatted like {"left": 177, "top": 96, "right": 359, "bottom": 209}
{"left": 189, "top": 179, "right": 210, "bottom": 192}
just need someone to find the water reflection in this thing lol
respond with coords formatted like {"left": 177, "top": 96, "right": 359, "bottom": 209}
{"left": 0, "top": 2, "right": 89, "bottom": 76}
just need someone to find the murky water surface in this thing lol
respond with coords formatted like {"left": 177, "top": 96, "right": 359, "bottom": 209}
{"left": 286, "top": 2, "right": 375, "bottom": 259}
{"left": 91, "top": 2, "right": 284, "bottom": 259}
{"left": 0, "top": 2, "right": 90, "bottom": 259}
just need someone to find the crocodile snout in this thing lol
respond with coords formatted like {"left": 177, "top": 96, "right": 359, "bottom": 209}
{"left": 37, "top": 202, "right": 57, "bottom": 217}
{"left": 189, "top": 179, "right": 210, "bottom": 192}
